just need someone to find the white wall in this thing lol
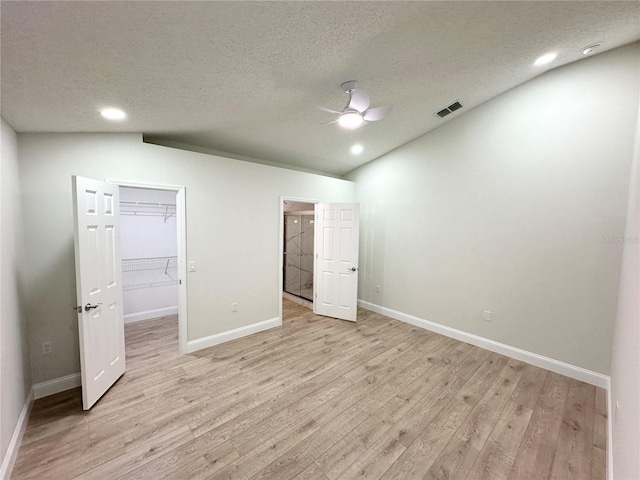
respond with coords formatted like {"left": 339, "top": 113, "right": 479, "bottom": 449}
{"left": 347, "top": 43, "right": 640, "bottom": 374}
{"left": 17, "top": 134, "right": 355, "bottom": 383}
{"left": 609, "top": 97, "right": 640, "bottom": 479}
{"left": 1, "top": 118, "right": 31, "bottom": 472}
{"left": 120, "top": 187, "right": 178, "bottom": 323}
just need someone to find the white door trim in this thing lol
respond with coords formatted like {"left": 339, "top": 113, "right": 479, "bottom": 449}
{"left": 278, "top": 196, "right": 320, "bottom": 324}
{"left": 108, "top": 179, "right": 188, "bottom": 355}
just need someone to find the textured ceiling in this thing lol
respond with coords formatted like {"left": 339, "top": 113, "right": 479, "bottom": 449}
{"left": 2, "top": 1, "right": 639, "bottom": 176}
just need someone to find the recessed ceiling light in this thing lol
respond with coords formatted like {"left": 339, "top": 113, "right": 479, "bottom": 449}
{"left": 534, "top": 52, "right": 557, "bottom": 66}
{"left": 100, "top": 108, "right": 127, "bottom": 121}
{"left": 582, "top": 43, "right": 601, "bottom": 55}
{"left": 338, "top": 112, "right": 364, "bottom": 130}
{"left": 351, "top": 144, "right": 364, "bottom": 155}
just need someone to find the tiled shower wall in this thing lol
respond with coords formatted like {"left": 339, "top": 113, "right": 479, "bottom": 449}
{"left": 284, "top": 214, "right": 314, "bottom": 301}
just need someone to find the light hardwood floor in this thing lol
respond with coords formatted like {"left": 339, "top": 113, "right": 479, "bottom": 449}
{"left": 12, "top": 300, "right": 606, "bottom": 479}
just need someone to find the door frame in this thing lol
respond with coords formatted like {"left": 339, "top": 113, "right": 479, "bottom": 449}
{"left": 108, "top": 179, "right": 188, "bottom": 355}
{"left": 278, "top": 196, "right": 320, "bottom": 323}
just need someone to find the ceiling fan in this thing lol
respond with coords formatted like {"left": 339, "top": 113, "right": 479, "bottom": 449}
{"left": 318, "top": 81, "right": 392, "bottom": 130}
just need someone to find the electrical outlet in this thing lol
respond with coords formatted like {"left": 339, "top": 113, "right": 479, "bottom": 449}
{"left": 483, "top": 311, "right": 492, "bottom": 322}
{"left": 232, "top": 303, "right": 238, "bottom": 312}
{"left": 376, "top": 285, "right": 381, "bottom": 293}
{"left": 42, "top": 341, "right": 52, "bottom": 355}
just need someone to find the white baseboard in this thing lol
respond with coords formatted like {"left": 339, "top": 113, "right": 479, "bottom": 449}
{"left": 0, "top": 388, "right": 34, "bottom": 480}
{"left": 607, "top": 379, "right": 613, "bottom": 480}
{"left": 30, "top": 316, "right": 281, "bottom": 396}
{"left": 186, "top": 317, "right": 281, "bottom": 354}
{"left": 32, "top": 372, "right": 81, "bottom": 400}
{"left": 358, "top": 300, "right": 610, "bottom": 389}
{"left": 124, "top": 306, "right": 178, "bottom": 324}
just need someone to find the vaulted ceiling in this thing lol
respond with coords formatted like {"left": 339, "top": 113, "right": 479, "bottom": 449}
{"left": 2, "top": 1, "right": 639, "bottom": 176}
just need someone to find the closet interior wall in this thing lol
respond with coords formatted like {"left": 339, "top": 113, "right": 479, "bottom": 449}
{"left": 120, "top": 186, "right": 178, "bottom": 323}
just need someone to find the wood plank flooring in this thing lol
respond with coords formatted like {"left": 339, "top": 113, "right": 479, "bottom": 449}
{"left": 11, "top": 300, "right": 606, "bottom": 479}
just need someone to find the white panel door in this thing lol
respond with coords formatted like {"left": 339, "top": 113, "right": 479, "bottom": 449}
{"left": 313, "top": 203, "right": 360, "bottom": 322}
{"left": 72, "top": 176, "right": 125, "bottom": 410}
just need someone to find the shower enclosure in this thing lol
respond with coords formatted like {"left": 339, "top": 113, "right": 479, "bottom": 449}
{"left": 283, "top": 211, "right": 314, "bottom": 301}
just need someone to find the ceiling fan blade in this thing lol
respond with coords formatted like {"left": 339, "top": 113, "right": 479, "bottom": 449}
{"left": 316, "top": 105, "right": 341, "bottom": 115}
{"left": 363, "top": 105, "right": 392, "bottom": 122}
{"left": 348, "top": 88, "right": 370, "bottom": 113}
{"left": 320, "top": 119, "right": 339, "bottom": 125}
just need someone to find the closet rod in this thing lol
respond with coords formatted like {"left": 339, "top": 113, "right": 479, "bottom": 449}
{"left": 120, "top": 201, "right": 176, "bottom": 222}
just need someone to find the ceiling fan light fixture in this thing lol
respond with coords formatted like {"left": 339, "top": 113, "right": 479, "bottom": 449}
{"left": 318, "top": 81, "right": 390, "bottom": 129}
{"left": 338, "top": 111, "right": 364, "bottom": 130}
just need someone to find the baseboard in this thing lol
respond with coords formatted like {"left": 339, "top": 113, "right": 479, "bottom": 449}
{"left": 186, "top": 316, "right": 281, "bottom": 354}
{"left": 31, "top": 316, "right": 281, "bottom": 394}
{"left": 124, "top": 306, "right": 178, "bottom": 324}
{"left": 607, "top": 378, "right": 613, "bottom": 480}
{"left": 358, "top": 300, "right": 610, "bottom": 389}
{"left": 0, "top": 388, "right": 34, "bottom": 480}
{"left": 32, "top": 372, "right": 81, "bottom": 400}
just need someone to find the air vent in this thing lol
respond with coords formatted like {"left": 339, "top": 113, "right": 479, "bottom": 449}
{"left": 436, "top": 101, "right": 463, "bottom": 118}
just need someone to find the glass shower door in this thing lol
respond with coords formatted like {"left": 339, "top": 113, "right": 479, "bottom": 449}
{"left": 284, "top": 213, "right": 314, "bottom": 301}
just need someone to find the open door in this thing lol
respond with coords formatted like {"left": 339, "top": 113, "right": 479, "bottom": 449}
{"left": 313, "top": 203, "right": 360, "bottom": 322}
{"left": 72, "top": 176, "right": 125, "bottom": 410}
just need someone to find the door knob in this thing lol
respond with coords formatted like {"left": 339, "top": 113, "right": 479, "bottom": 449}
{"left": 84, "top": 303, "right": 102, "bottom": 312}
{"left": 349, "top": 267, "right": 358, "bottom": 272}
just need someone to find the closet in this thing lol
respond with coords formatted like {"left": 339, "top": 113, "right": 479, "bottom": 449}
{"left": 119, "top": 187, "right": 178, "bottom": 324}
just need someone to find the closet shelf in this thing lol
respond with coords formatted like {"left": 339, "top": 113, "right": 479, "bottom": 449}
{"left": 122, "top": 256, "right": 177, "bottom": 289}
{"left": 120, "top": 201, "right": 176, "bottom": 222}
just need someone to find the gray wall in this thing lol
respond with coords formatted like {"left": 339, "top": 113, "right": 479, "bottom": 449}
{"left": 1, "top": 118, "right": 31, "bottom": 468}
{"left": 17, "top": 134, "right": 355, "bottom": 384}
{"left": 7, "top": 42, "right": 640, "bottom": 477}
{"left": 347, "top": 43, "right": 640, "bottom": 374}
{"left": 610, "top": 96, "right": 640, "bottom": 479}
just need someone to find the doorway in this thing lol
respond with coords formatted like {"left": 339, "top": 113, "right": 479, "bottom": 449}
{"left": 110, "top": 180, "right": 188, "bottom": 354}
{"left": 119, "top": 186, "right": 178, "bottom": 334}
{"left": 278, "top": 197, "right": 361, "bottom": 325}
{"left": 283, "top": 201, "right": 316, "bottom": 308}
{"left": 278, "top": 197, "right": 319, "bottom": 320}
